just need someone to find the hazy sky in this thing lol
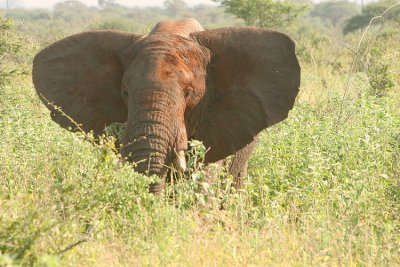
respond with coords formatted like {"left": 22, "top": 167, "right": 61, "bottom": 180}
{"left": 8, "top": 0, "right": 218, "bottom": 8}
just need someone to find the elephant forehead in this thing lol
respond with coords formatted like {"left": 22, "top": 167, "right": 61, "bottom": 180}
{"left": 156, "top": 54, "right": 193, "bottom": 82}
{"left": 136, "top": 33, "right": 209, "bottom": 63}
{"left": 131, "top": 36, "right": 209, "bottom": 80}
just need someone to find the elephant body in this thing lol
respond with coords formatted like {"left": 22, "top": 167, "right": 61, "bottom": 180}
{"left": 32, "top": 19, "right": 300, "bottom": 193}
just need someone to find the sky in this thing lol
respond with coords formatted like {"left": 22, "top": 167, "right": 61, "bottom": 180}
{"left": 3, "top": 0, "right": 218, "bottom": 8}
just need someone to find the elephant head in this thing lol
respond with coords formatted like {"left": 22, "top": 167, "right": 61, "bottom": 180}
{"left": 150, "top": 18, "right": 204, "bottom": 37}
{"left": 32, "top": 19, "right": 300, "bottom": 192}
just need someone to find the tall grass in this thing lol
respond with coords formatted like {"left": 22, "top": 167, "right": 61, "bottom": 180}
{"left": 1, "top": 14, "right": 400, "bottom": 267}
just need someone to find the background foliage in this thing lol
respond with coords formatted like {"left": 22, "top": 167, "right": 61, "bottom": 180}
{"left": 0, "top": 0, "right": 399, "bottom": 265}
{"left": 343, "top": 0, "right": 400, "bottom": 34}
{"left": 0, "top": 17, "right": 23, "bottom": 84}
{"left": 212, "top": 0, "right": 308, "bottom": 28}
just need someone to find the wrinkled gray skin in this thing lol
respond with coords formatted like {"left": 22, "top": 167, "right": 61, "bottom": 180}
{"left": 149, "top": 19, "right": 251, "bottom": 189}
{"left": 32, "top": 19, "right": 300, "bottom": 193}
{"left": 150, "top": 18, "right": 204, "bottom": 37}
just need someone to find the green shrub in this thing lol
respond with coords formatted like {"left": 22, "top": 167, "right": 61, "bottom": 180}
{"left": 1, "top": 7, "right": 400, "bottom": 265}
{"left": 343, "top": 0, "right": 400, "bottom": 34}
{"left": 213, "top": 0, "right": 308, "bottom": 29}
{"left": 0, "top": 17, "right": 23, "bottom": 84}
{"left": 87, "top": 17, "right": 137, "bottom": 31}
{"left": 365, "top": 35, "right": 397, "bottom": 97}
{"left": 367, "top": 62, "right": 395, "bottom": 96}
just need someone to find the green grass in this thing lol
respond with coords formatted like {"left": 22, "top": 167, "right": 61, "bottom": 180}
{"left": 0, "top": 72, "right": 399, "bottom": 265}
{"left": 1, "top": 14, "right": 400, "bottom": 266}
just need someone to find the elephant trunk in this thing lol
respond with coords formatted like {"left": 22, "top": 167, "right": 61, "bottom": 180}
{"left": 125, "top": 110, "right": 173, "bottom": 169}
{"left": 121, "top": 89, "right": 187, "bottom": 193}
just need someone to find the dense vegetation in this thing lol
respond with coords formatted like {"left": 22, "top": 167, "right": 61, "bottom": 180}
{"left": 212, "top": 0, "right": 308, "bottom": 28}
{"left": 1, "top": 0, "right": 399, "bottom": 265}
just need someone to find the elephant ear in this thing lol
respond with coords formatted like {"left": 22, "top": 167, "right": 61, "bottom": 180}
{"left": 32, "top": 30, "right": 143, "bottom": 135}
{"left": 191, "top": 27, "right": 300, "bottom": 162}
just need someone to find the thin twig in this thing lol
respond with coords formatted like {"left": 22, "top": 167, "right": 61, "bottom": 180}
{"left": 57, "top": 238, "right": 88, "bottom": 255}
{"left": 39, "top": 94, "right": 87, "bottom": 136}
{"left": 335, "top": 2, "right": 400, "bottom": 130}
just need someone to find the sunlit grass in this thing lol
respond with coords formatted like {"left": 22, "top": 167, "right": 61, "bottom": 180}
{"left": 1, "top": 12, "right": 400, "bottom": 266}
{"left": 0, "top": 71, "right": 399, "bottom": 265}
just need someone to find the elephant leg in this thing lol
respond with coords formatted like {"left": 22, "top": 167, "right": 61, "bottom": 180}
{"left": 149, "top": 179, "right": 166, "bottom": 194}
{"left": 228, "top": 135, "right": 259, "bottom": 188}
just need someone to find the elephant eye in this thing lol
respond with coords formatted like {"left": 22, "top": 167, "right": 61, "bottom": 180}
{"left": 121, "top": 83, "right": 129, "bottom": 98}
{"left": 184, "top": 87, "right": 193, "bottom": 99}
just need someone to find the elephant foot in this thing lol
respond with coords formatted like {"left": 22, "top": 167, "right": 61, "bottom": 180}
{"left": 149, "top": 179, "right": 166, "bottom": 194}
{"left": 232, "top": 164, "right": 248, "bottom": 189}
{"left": 228, "top": 135, "right": 258, "bottom": 189}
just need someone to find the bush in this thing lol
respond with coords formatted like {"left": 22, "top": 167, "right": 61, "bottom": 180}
{"left": 1, "top": 5, "right": 400, "bottom": 265}
{"left": 366, "top": 36, "right": 397, "bottom": 96}
{"left": 343, "top": 0, "right": 400, "bottom": 34}
{"left": 0, "top": 17, "right": 23, "bottom": 84}
{"left": 88, "top": 17, "right": 137, "bottom": 31}
{"left": 367, "top": 62, "right": 395, "bottom": 96}
{"left": 213, "top": 0, "right": 308, "bottom": 29}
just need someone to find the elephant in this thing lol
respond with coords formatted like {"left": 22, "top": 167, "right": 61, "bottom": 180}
{"left": 32, "top": 18, "right": 300, "bottom": 193}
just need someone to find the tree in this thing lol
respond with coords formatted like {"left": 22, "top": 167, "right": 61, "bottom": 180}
{"left": 213, "top": 0, "right": 308, "bottom": 28}
{"left": 98, "top": 0, "right": 116, "bottom": 8}
{"left": 53, "top": 1, "right": 95, "bottom": 23}
{"left": 192, "top": 5, "right": 226, "bottom": 25}
{"left": 163, "top": 0, "right": 188, "bottom": 17}
{"left": 310, "top": 1, "right": 359, "bottom": 28}
{"left": 343, "top": 0, "right": 400, "bottom": 34}
{"left": 4, "top": 0, "right": 23, "bottom": 10}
